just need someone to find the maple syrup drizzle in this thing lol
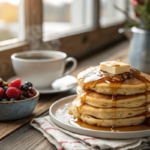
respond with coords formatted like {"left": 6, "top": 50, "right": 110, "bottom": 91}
{"left": 75, "top": 68, "right": 150, "bottom": 128}
{"left": 80, "top": 90, "right": 90, "bottom": 105}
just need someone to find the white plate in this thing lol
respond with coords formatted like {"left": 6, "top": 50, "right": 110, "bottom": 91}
{"left": 49, "top": 95, "right": 150, "bottom": 139}
{"left": 7, "top": 75, "right": 77, "bottom": 94}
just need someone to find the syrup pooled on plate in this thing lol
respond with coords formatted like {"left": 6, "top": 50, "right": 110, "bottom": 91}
{"left": 70, "top": 118, "right": 150, "bottom": 132}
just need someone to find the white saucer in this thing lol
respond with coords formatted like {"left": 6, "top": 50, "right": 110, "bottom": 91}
{"left": 49, "top": 95, "right": 150, "bottom": 139}
{"left": 7, "top": 75, "right": 77, "bottom": 94}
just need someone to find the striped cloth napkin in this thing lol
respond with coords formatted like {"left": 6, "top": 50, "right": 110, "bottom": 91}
{"left": 30, "top": 116, "right": 150, "bottom": 150}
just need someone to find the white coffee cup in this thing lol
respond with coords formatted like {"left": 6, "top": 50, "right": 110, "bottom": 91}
{"left": 11, "top": 50, "right": 77, "bottom": 88}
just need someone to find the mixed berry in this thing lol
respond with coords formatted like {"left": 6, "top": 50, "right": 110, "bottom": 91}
{"left": 0, "top": 78, "right": 36, "bottom": 102}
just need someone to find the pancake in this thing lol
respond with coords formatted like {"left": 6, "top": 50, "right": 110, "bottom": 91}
{"left": 77, "top": 66, "right": 150, "bottom": 95}
{"left": 78, "top": 104, "right": 146, "bottom": 119}
{"left": 77, "top": 86, "right": 147, "bottom": 108}
{"left": 69, "top": 98, "right": 147, "bottom": 119}
{"left": 80, "top": 114, "right": 147, "bottom": 127}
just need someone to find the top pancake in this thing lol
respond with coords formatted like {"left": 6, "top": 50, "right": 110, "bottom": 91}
{"left": 77, "top": 66, "right": 150, "bottom": 95}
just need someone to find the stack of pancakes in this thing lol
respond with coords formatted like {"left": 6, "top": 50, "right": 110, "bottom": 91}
{"left": 69, "top": 66, "right": 150, "bottom": 127}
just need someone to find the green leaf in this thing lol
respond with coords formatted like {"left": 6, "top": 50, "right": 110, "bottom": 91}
{"left": 135, "top": 6, "right": 149, "bottom": 21}
{"left": 124, "top": 22, "right": 139, "bottom": 28}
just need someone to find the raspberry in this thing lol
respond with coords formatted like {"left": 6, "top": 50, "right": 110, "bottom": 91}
{"left": 6, "top": 87, "right": 21, "bottom": 99}
{"left": 21, "top": 90, "right": 28, "bottom": 97}
{"left": 0, "top": 88, "right": 5, "bottom": 99}
{"left": 29, "top": 87, "right": 36, "bottom": 95}
{"left": 9, "top": 78, "right": 22, "bottom": 89}
{"left": 28, "top": 93, "right": 34, "bottom": 98}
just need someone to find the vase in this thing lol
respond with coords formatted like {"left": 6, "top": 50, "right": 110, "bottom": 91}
{"left": 118, "top": 27, "right": 150, "bottom": 74}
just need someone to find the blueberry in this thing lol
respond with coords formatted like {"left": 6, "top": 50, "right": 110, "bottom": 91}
{"left": 21, "top": 85, "right": 29, "bottom": 91}
{"left": 4, "top": 86, "right": 9, "bottom": 92}
{"left": 1, "top": 99, "right": 8, "bottom": 102}
{"left": 25, "top": 81, "right": 33, "bottom": 87}
{"left": 10, "top": 98, "right": 17, "bottom": 102}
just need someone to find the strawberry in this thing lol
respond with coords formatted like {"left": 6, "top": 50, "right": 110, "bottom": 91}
{"left": 0, "top": 88, "right": 5, "bottom": 99}
{"left": 6, "top": 87, "right": 21, "bottom": 99}
{"left": 9, "top": 78, "right": 22, "bottom": 89}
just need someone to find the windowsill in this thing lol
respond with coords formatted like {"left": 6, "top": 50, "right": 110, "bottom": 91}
{"left": 100, "top": 17, "right": 126, "bottom": 28}
{"left": 0, "top": 38, "right": 21, "bottom": 47}
{"left": 43, "top": 23, "right": 95, "bottom": 42}
{"left": 0, "top": 38, "right": 29, "bottom": 51}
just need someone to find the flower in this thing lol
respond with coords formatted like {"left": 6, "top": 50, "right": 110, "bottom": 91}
{"left": 115, "top": 0, "right": 150, "bottom": 29}
{"left": 131, "top": 0, "right": 139, "bottom": 6}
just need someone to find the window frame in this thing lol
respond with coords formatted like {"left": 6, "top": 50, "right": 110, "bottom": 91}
{"left": 0, "top": 0, "right": 126, "bottom": 80}
{"left": 100, "top": 0, "right": 127, "bottom": 28}
{"left": 43, "top": 0, "right": 96, "bottom": 41}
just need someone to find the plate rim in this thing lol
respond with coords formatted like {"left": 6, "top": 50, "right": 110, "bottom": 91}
{"left": 49, "top": 95, "right": 150, "bottom": 139}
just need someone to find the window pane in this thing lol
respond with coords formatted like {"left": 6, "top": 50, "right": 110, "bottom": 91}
{"left": 100, "top": 0, "right": 126, "bottom": 27}
{"left": 0, "top": 0, "right": 20, "bottom": 42}
{"left": 43, "top": 0, "right": 93, "bottom": 39}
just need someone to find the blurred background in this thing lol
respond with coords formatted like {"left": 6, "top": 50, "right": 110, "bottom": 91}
{"left": 0, "top": 0, "right": 131, "bottom": 42}
{"left": 1, "top": 0, "right": 148, "bottom": 80}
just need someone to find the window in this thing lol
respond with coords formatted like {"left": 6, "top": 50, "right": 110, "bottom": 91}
{"left": 0, "top": 0, "right": 25, "bottom": 47}
{"left": 100, "top": 0, "right": 126, "bottom": 27}
{"left": 0, "top": 0, "right": 19, "bottom": 41}
{"left": 43, "top": 0, "right": 94, "bottom": 40}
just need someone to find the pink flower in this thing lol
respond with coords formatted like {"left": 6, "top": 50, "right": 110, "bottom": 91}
{"left": 131, "top": 0, "right": 138, "bottom": 6}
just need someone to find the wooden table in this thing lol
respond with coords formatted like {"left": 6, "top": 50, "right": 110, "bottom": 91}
{"left": 0, "top": 41, "right": 129, "bottom": 150}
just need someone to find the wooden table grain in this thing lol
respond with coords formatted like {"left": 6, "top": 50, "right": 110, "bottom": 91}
{"left": 0, "top": 41, "right": 129, "bottom": 150}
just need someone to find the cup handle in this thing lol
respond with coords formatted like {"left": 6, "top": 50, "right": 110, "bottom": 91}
{"left": 63, "top": 57, "right": 77, "bottom": 76}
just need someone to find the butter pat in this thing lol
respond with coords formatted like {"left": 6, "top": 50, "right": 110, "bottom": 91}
{"left": 100, "top": 60, "right": 130, "bottom": 74}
